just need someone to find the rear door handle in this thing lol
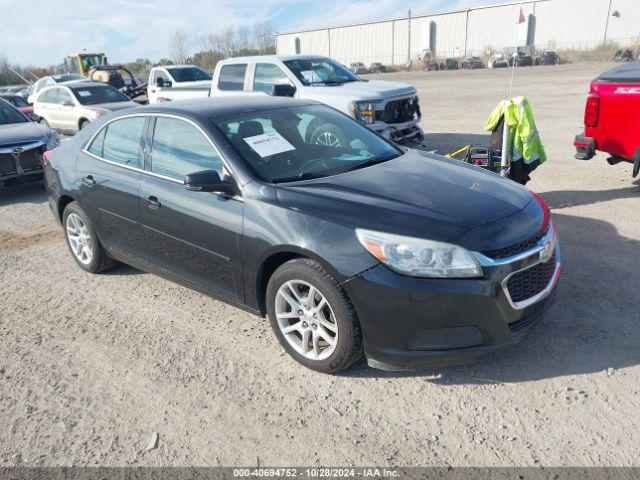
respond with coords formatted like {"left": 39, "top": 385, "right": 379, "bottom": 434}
{"left": 82, "top": 175, "right": 95, "bottom": 186}
{"left": 147, "top": 196, "right": 161, "bottom": 210}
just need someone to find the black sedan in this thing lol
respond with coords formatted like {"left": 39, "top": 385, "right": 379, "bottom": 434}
{"left": 440, "top": 58, "right": 459, "bottom": 70}
{"left": 44, "top": 97, "right": 560, "bottom": 373}
{"left": 0, "top": 99, "right": 58, "bottom": 187}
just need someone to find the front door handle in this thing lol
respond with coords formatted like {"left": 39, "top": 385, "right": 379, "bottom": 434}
{"left": 147, "top": 196, "right": 161, "bottom": 210}
{"left": 82, "top": 175, "right": 95, "bottom": 186}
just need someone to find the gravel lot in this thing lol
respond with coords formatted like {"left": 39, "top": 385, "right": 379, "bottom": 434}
{"left": 1, "top": 63, "right": 639, "bottom": 467}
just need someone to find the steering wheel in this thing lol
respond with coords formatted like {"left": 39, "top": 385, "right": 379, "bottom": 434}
{"left": 297, "top": 158, "right": 331, "bottom": 178}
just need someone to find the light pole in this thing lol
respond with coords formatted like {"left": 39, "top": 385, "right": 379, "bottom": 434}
{"left": 407, "top": 9, "right": 412, "bottom": 65}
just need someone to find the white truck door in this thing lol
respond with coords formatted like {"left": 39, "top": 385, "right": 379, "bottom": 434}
{"left": 211, "top": 63, "right": 249, "bottom": 97}
{"left": 249, "top": 62, "right": 297, "bottom": 97}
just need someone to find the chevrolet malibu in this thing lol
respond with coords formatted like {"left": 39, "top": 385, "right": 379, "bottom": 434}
{"left": 44, "top": 97, "right": 560, "bottom": 373}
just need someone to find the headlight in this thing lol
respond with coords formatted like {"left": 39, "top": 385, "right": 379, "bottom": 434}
{"left": 350, "top": 101, "right": 376, "bottom": 125}
{"left": 356, "top": 229, "right": 483, "bottom": 278}
{"left": 45, "top": 131, "right": 61, "bottom": 151}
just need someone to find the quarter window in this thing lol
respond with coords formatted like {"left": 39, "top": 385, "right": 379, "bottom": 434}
{"left": 218, "top": 64, "right": 247, "bottom": 91}
{"left": 87, "top": 127, "right": 106, "bottom": 157}
{"left": 102, "top": 116, "right": 146, "bottom": 167}
{"left": 253, "top": 63, "right": 292, "bottom": 94}
{"left": 151, "top": 117, "right": 224, "bottom": 181}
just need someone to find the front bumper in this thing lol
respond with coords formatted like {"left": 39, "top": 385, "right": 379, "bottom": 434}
{"left": 371, "top": 120, "right": 424, "bottom": 144}
{"left": 343, "top": 228, "right": 560, "bottom": 371}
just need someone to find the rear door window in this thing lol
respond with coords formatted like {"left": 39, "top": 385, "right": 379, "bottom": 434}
{"left": 218, "top": 64, "right": 247, "bottom": 91}
{"left": 102, "top": 116, "right": 146, "bottom": 167}
{"left": 40, "top": 88, "right": 59, "bottom": 104}
{"left": 150, "top": 117, "right": 224, "bottom": 181}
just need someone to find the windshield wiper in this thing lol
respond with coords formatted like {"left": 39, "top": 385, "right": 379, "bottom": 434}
{"left": 341, "top": 154, "right": 399, "bottom": 173}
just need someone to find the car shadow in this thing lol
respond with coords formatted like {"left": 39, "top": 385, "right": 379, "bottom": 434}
{"left": 415, "top": 132, "right": 491, "bottom": 155}
{"left": 541, "top": 185, "right": 640, "bottom": 209}
{"left": 0, "top": 182, "right": 47, "bottom": 207}
{"left": 342, "top": 212, "right": 640, "bottom": 383}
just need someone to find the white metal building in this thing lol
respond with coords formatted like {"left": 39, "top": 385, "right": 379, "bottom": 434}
{"left": 275, "top": 0, "right": 640, "bottom": 66}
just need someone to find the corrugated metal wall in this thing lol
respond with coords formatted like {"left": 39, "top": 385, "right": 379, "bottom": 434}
{"left": 276, "top": 0, "right": 640, "bottom": 65}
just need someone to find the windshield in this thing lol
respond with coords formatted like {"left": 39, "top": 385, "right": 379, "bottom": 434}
{"left": 2, "top": 95, "right": 28, "bottom": 107}
{"left": 0, "top": 100, "right": 27, "bottom": 125}
{"left": 72, "top": 86, "right": 130, "bottom": 105}
{"left": 284, "top": 58, "right": 360, "bottom": 86}
{"left": 168, "top": 67, "right": 212, "bottom": 82}
{"left": 213, "top": 104, "right": 402, "bottom": 183}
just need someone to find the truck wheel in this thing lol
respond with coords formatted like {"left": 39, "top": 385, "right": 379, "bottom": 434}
{"left": 633, "top": 149, "right": 640, "bottom": 178}
{"left": 309, "top": 123, "right": 348, "bottom": 148}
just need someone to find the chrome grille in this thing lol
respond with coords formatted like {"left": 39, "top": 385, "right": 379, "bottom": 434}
{"left": 506, "top": 252, "right": 557, "bottom": 304}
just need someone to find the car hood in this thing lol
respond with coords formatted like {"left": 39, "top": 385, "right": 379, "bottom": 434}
{"left": 301, "top": 79, "right": 416, "bottom": 100}
{"left": 0, "top": 121, "right": 51, "bottom": 147}
{"left": 274, "top": 149, "right": 542, "bottom": 251}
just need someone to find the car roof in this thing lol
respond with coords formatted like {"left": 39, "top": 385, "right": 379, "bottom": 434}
{"left": 219, "top": 54, "right": 329, "bottom": 64}
{"left": 116, "top": 96, "right": 318, "bottom": 121}
{"left": 66, "top": 82, "right": 111, "bottom": 91}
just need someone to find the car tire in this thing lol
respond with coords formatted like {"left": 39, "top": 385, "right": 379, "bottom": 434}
{"left": 62, "top": 201, "right": 116, "bottom": 274}
{"left": 266, "top": 258, "right": 363, "bottom": 374}
{"left": 79, "top": 119, "right": 91, "bottom": 130}
{"left": 308, "top": 122, "right": 348, "bottom": 148}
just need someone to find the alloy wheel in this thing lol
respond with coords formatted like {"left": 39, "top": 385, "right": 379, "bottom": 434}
{"left": 275, "top": 279, "right": 338, "bottom": 360}
{"left": 66, "top": 213, "right": 93, "bottom": 265}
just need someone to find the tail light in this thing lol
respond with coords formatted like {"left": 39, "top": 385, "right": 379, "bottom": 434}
{"left": 42, "top": 150, "right": 51, "bottom": 166}
{"left": 584, "top": 93, "right": 600, "bottom": 128}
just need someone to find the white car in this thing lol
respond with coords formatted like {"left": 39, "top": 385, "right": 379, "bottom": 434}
{"left": 209, "top": 55, "right": 423, "bottom": 143}
{"left": 147, "top": 65, "right": 212, "bottom": 103}
{"left": 33, "top": 83, "right": 137, "bottom": 134}
{"left": 27, "top": 74, "right": 86, "bottom": 105}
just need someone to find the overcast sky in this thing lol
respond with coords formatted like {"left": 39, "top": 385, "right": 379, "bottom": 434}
{"left": 1, "top": 0, "right": 514, "bottom": 66}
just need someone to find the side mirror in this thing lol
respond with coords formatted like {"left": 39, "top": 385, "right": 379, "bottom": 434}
{"left": 271, "top": 84, "right": 296, "bottom": 97}
{"left": 185, "top": 170, "right": 237, "bottom": 195}
{"left": 156, "top": 78, "right": 171, "bottom": 88}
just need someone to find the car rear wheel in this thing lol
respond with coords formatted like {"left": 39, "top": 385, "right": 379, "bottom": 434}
{"left": 266, "top": 259, "right": 363, "bottom": 374}
{"left": 63, "top": 202, "right": 116, "bottom": 274}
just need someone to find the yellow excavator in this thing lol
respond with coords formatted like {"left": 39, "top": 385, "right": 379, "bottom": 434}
{"left": 64, "top": 52, "right": 108, "bottom": 77}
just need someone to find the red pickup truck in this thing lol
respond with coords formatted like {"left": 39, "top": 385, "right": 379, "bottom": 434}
{"left": 574, "top": 62, "right": 640, "bottom": 178}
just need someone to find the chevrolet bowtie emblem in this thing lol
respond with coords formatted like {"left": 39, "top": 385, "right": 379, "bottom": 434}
{"left": 12, "top": 146, "right": 24, "bottom": 154}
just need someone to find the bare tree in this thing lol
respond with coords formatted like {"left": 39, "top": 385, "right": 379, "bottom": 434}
{"left": 253, "top": 21, "right": 275, "bottom": 53}
{"left": 236, "top": 26, "right": 252, "bottom": 52}
{"left": 169, "top": 29, "right": 189, "bottom": 65}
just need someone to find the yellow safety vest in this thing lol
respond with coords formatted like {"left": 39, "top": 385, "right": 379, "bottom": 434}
{"left": 485, "top": 96, "right": 546, "bottom": 166}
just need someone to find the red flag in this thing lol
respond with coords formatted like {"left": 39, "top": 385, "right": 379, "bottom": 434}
{"left": 518, "top": 7, "right": 526, "bottom": 24}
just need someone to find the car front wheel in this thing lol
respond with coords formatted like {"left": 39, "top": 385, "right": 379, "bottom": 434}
{"left": 266, "top": 259, "right": 363, "bottom": 374}
{"left": 63, "top": 202, "right": 115, "bottom": 273}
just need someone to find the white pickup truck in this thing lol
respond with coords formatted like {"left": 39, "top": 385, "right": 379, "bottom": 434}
{"left": 147, "top": 65, "right": 212, "bottom": 104}
{"left": 209, "top": 55, "right": 423, "bottom": 143}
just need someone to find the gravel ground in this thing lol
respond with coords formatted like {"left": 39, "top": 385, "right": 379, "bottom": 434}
{"left": 1, "top": 63, "right": 639, "bottom": 467}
